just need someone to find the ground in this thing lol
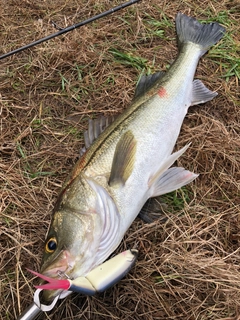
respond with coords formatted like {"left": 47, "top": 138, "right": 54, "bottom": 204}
{"left": 0, "top": 0, "right": 240, "bottom": 319}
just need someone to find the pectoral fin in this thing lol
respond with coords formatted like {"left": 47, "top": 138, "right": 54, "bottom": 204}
{"left": 109, "top": 130, "right": 137, "bottom": 187}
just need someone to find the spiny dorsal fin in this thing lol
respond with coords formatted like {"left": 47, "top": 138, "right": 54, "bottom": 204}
{"left": 134, "top": 71, "right": 165, "bottom": 100}
{"left": 109, "top": 130, "right": 137, "bottom": 187}
{"left": 80, "top": 116, "right": 116, "bottom": 156}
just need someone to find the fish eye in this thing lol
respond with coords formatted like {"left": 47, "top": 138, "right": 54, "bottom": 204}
{"left": 45, "top": 237, "right": 57, "bottom": 253}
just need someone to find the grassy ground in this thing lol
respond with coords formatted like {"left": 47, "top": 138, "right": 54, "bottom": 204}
{"left": 1, "top": 0, "right": 240, "bottom": 319}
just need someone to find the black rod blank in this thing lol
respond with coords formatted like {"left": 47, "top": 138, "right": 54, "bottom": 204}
{"left": 0, "top": 0, "right": 141, "bottom": 60}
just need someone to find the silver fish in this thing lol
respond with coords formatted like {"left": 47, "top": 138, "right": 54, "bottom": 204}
{"left": 39, "top": 13, "right": 225, "bottom": 301}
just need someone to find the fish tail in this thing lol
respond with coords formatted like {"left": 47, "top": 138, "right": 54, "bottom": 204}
{"left": 176, "top": 13, "right": 226, "bottom": 55}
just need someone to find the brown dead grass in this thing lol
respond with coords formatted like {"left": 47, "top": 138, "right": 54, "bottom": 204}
{"left": 1, "top": 0, "right": 240, "bottom": 319}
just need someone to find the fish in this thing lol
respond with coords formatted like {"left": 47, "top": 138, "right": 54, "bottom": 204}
{"left": 39, "top": 13, "right": 225, "bottom": 301}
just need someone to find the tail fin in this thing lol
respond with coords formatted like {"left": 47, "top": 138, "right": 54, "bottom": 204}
{"left": 176, "top": 13, "right": 226, "bottom": 55}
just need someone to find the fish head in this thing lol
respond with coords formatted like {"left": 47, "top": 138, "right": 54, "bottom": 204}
{"left": 39, "top": 176, "right": 120, "bottom": 302}
{"left": 40, "top": 208, "right": 102, "bottom": 302}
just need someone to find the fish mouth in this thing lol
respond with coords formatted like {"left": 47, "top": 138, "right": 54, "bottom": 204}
{"left": 40, "top": 269, "right": 73, "bottom": 303}
{"left": 40, "top": 250, "right": 76, "bottom": 302}
{"left": 41, "top": 249, "right": 75, "bottom": 278}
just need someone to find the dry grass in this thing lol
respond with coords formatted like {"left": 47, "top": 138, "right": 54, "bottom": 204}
{"left": 1, "top": 0, "right": 240, "bottom": 319}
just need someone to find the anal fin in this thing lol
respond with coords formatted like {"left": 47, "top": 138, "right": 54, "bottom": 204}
{"left": 191, "top": 79, "right": 218, "bottom": 106}
{"left": 109, "top": 130, "right": 137, "bottom": 187}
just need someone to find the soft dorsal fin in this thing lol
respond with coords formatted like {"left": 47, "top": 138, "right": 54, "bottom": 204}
{"left": 80, "top": 116, "right": 115, "bottom": 156}
{"left": 109, "top": 130, "right": 137, "bottom": 187}
{"left": 134, "top": 71, "right": 165, "bottom": 100}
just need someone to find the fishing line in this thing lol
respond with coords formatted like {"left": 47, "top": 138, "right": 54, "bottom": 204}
{"left": 0, "top": 0, "right": 141, "bottom": 60}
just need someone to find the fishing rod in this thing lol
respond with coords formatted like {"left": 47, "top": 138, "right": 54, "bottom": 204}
{"left": 0, "top": 0, "right": 141, "bottom": 60}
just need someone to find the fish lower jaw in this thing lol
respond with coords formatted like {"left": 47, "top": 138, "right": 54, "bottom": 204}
{"left": 42, "top": 287, "right": 64, "bottom": 303}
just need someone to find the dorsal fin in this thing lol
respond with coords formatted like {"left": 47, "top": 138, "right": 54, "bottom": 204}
{"left": 134, "top": 71, "right": 165, "bottom": 100}
{"left": 80, "top": 116, "right": 115, "bottom": 156}
{"left": 84, "top": 116, "right": 116, "bottom": 148}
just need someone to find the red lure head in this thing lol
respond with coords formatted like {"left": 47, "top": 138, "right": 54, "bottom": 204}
{"left": 27, "top": 269, "right": 70, "bottom": 290}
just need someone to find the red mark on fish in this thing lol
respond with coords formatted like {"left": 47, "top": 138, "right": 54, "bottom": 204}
{"left": 158, "top": 87, "right": 167, "bottom": 98}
